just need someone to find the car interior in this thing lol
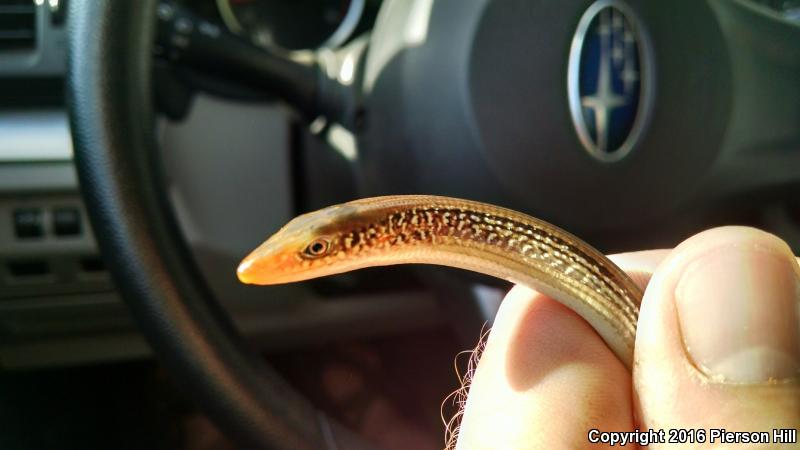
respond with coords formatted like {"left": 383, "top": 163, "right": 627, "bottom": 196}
{"left": 1, "top": 0, "right": 800, "bottom": 449}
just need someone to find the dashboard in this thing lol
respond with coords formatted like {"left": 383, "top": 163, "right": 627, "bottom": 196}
{"left": 217, "top": 0, "right": 366, "bottom": 50}
{"left": 0, "top": 0, "right": 447, "bottom": 369}
{"left": 175, "top": 0, "right": 381, "bottom": 50}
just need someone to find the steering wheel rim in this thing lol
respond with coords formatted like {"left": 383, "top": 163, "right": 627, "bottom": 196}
{"left": 66, "top": 1, "right": 376, "bottom": 448}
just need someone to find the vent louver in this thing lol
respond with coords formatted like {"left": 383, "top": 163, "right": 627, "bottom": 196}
{"left": 0, "top": 0, "right": 36, "bottom": 50}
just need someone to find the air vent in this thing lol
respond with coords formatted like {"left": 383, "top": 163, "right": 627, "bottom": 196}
{"left": 0, "top": 0, "right": 36, "bottom": 50}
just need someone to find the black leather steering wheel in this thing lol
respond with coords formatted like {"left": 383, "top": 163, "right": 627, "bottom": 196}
{"left": 66, "top": 0, "right": 800, "bottom": 448}
{"left": 66, "top": 1, "right": 376, "bottom": 448}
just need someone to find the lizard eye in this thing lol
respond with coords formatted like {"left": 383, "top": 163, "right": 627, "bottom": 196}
{"left": 303, "top": 238, "right": 330, "bottom": 258}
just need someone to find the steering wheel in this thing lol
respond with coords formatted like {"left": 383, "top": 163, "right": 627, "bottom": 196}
{"left": 66, "top": 0, "right": 800, "bottom": 448}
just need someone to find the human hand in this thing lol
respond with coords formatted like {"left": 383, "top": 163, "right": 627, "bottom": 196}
{"left": 452, "top": 226, "right": 800, "bottom": 449}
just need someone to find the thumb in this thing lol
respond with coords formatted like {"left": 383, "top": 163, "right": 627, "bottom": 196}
{"left": 634, "top": 226, "right": 800, "bottom": 448}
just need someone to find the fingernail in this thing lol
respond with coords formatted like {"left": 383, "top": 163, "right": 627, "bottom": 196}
{"left": 675, "top": 244, "right": 800, "bottom": 383}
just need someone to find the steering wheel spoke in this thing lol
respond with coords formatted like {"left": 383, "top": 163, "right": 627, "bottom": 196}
{"left": 700, "top": 0, "right": 800, "bottom": 201}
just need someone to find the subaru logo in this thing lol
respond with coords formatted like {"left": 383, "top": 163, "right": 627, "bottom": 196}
{"left": 567, "top": 0, "right": 653, "bottom": 162}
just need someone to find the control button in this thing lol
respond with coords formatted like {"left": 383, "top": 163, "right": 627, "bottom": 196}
{"left": 8, "top": 260, "right": 50, "bottom": 278}
{"left": 50, "top": 0, "right": 67, "bottom": 26}
{"left": 157, "top": 2, "right": 175, "bottom": 21}
{"left": 52, "top": 207, "right": 81, "bottom": 237}
{"left": 14, "top": 208, "right": 44, "bottom": 239}
{"left": 174, "top": 17, "right": 193, "bottom": 34}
